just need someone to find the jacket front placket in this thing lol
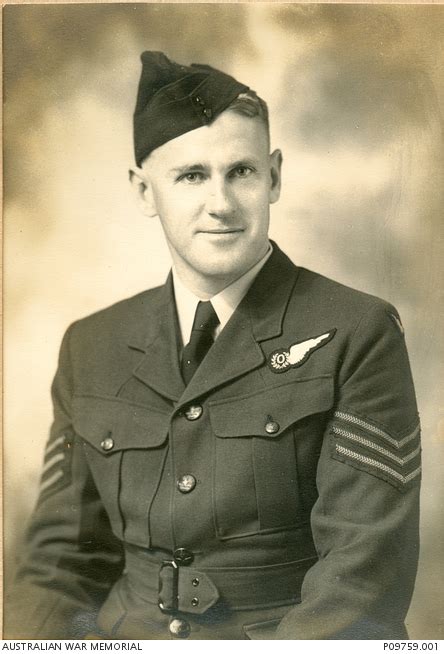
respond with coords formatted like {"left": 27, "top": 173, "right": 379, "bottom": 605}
{"left": 128, "top": 251, "right": 300, "bottom": 554}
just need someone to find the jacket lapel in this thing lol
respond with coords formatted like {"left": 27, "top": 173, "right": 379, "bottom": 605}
{"left": 178, "top": 245, "right": 300, "bottom": 407}
{"left": 131, "top": 274, "right": 185, "bottom": 401}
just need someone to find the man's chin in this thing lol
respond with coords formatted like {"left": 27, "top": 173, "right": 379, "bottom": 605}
{"left": 172, "top": 238, "right": 268, "bottom": 294}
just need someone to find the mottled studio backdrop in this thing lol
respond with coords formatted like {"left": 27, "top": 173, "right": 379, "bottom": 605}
{"left": 3, "top": 2, "right": 444, "bottom": 638}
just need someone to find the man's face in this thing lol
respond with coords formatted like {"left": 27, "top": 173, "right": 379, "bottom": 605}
{"left": 133, "top": 110, "right": 282, "bottom": 295}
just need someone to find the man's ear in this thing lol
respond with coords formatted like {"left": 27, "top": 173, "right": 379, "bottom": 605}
{"left": 129, "top": 166, "right": 158, "bottom": 218}
{"left": 269, "top": 149, "right": 283, "bottom": 205}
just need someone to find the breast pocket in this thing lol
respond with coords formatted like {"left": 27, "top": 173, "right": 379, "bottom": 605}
{"left": 72, "top": 394, "right": 170, "bottom": 543}
{"left": 209, "top": 375, "right": 333, "bottom": 540}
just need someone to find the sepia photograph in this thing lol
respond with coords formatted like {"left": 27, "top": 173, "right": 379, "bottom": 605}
{"left": 3, "top": 1, "right": 444, "bottom": 641}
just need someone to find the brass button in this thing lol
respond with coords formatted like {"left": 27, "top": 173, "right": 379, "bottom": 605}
{"left": 192, "top": 578, "right": 199, "bottom": 587}
{"left": 173, "top": 548, "right": 194, "bottom": 565}
{"left": 265, "top": 421, "right": 280, "bottom": 435}
{"left": 184, "top": 405, "right": 203, "bottom": 421}
{"left": 169, "top": 618, "right": 191, "bottom": 638}
{"left": 177, "top": 474, "right": 197, "bottom": 493}
{"left": 100, "top": 436, "right": 114, "bottom": 451}
{"left": 203, "top": 107, "right": 212, "bottom": 119}
{"left": 194, "top": 95, "right": 202, "bottom": 104}
{"left": 191, "top": 597, "right": 199, "bottom": 607}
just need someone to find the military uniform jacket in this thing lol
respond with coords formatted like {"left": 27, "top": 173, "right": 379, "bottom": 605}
{"left": 6, "top": 244, "right": 421, "bottom": 640}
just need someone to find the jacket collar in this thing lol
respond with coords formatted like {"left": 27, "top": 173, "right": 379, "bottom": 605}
{"left": 130, "top": 243, "right": 299, "bottom": 404}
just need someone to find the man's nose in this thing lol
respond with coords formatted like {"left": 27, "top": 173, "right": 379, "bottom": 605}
{"left": 205, "top": 178, "right": 234, "bottom": 217}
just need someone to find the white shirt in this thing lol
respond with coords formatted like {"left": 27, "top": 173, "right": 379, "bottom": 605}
{"left": 172, "top": 243, "right": 273, "bottom": 346}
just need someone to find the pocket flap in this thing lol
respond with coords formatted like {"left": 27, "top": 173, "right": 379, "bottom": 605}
{"left": 72, "top": 395, "right": 170, "bottom": 453}
{"left": 209, "top": 375, "right": 333, "bottom": 438}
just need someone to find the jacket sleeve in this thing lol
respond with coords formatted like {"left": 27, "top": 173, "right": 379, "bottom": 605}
{"left": 4, "top": 324, "right": 124, "bottom": 639}
{"left": 276, "top": 301, "right": 421, "bottom": 639}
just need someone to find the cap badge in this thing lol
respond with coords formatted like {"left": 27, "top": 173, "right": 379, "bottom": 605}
{"left": 268, "top": 329, "right": 336, "bottom": 373}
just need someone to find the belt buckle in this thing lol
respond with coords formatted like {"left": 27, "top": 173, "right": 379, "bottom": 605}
{"left": 158, "top": 560, "right": 179, "bottom": 614}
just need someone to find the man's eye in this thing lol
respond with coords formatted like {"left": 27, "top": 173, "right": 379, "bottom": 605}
{"left": 232, "top": 166, "right": 253, "bottom": 178}
{"left": 179, "top": 172, "right": 204, "bottom": 184}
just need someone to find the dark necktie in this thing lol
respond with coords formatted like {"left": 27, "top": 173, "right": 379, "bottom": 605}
{"left": 181, "top": 301, "right": 219, "bottom": 385}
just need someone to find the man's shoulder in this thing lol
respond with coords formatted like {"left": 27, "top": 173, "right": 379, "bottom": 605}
{"left": 68, "top": 283, "right": 166, "bottom": 341}
{"left": 290, "top": 265, "right": 401, "bottom": 329}
{"left": 267, "top": 245, "right": 397, "bottom": 321}
{"left": 297, "top": 266, "right": 393, "bottom": 308}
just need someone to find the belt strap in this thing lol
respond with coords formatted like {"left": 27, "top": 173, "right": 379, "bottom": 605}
{"left": 125, "top": 546, "right": 317, "bottom": 615}
{"left": 158, "top": 560, "right": 220, "bottom": 614}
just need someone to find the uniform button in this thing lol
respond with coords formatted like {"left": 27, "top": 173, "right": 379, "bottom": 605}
{"left": 169, "top": 618, "right": 191, "bottom": 639}
{"left": 191, "top": 597, "right": 199, "bottom": 607}
{"left": 265, "top": 421, "right": 280, "bottom": 435}
{"left": 192, "top": 578, "right": 200, "bottom": 587}
{"left": 173, "top": 548, "right": 194, "bottom": 565}
{"left": 203, "top": 107, "right": 212, "bottom": 118}
{"left": 100, "top": 436, "right": 114, "bottom": 451}
{"left": 177, "top": 474, "right": 197, "bottom": 493}
{"left": 184, "top": 405, "right": 203, "bottom": 421}
{"left": 194, "top": 95, "right": 202, "bottom": 104}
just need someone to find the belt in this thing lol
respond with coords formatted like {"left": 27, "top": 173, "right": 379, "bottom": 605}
{"left": 124, "top": 545, "right": 317, "bottom": 616}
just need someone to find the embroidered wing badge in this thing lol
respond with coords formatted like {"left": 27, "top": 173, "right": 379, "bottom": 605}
{"left": 268, "top": 329, "right": 336, "bottom": 373}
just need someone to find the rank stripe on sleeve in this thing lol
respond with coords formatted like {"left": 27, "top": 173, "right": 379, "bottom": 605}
{"left": 333, "top": 411, "right": 420, "bottom": 449}
{"left": 37, "top": 430, "right": 74, "bottom": 504}
{"left": 331, "top": 427, "right": 421, "bottom": 466}
{"left": 330, "top": 410, "right": 421, "bottom": 491}
{"left": 44, "top": 434, "right": 65, "bottom": 458}
{"left": 334, "top": 445, "right": 421, "bottom": 486}
{"left": 42, "top": 452, "right": 65, "bottom": 475}
{"left": 40, "top": 469, "right": 64, "bottom": 494}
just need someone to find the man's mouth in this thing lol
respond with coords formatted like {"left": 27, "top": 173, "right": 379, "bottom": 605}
{"left": 198, "top": 228, "right": 244, "bottom": 235}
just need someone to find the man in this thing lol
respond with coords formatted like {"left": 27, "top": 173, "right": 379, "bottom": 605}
{"left": 6, "top": 51, "right": 421, "bottom": 640}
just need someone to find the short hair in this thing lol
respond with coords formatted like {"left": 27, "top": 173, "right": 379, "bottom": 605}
{"left": 225, "top": 91, "right": 270, "bottom": 135}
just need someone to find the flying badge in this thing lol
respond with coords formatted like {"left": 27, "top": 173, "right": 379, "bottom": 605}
{"left": 268, "top": 329, "right": 336, "bottom": 373}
